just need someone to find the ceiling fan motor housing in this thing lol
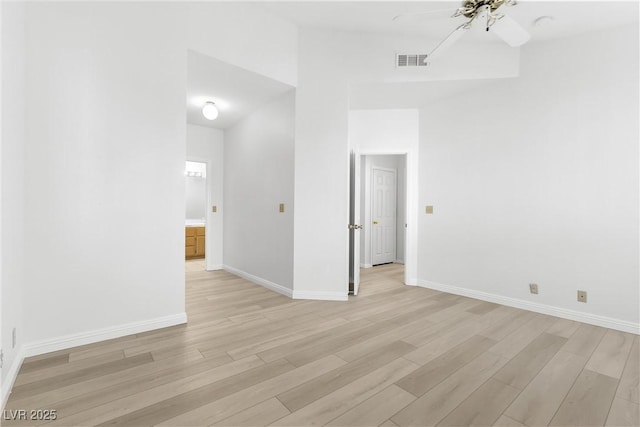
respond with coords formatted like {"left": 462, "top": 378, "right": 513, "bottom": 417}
{"left": 461, "top": 0, "right": 507, "bottom": 18}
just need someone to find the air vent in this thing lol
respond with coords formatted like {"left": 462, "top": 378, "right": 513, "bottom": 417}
{"left": 396, "top": 54, "right": 429, "bottom": 68}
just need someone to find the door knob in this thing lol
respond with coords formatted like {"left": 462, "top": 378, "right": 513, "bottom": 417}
{"left": 373, "top": 221, "right": 379, "bottom": 225}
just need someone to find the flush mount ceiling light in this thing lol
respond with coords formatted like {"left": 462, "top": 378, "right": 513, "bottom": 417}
{"left": 202, "top": 101, "right": 219, "bottom": 121}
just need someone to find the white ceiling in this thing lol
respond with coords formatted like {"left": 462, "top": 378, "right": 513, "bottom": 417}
{"left": 187, "top": 50, "right": 294, "bottom": 130}
{"left": 188, "top": 2, "right": 637, "bottom": 126}
{"left": 260, "top": 1, "right": 638, "bottom": 44}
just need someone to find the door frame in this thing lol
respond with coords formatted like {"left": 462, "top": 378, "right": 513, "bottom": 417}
{"left": 350, "top": 150, "right": 417, "bottom": 289}
{"left": 369, "top": 165, "right": 398, "bottom": 267}
{"left": 185, "top": 157, "right": 211, "bottom": 269}
{"left": 348, "top": 150, "right": 361, "bottom": 295}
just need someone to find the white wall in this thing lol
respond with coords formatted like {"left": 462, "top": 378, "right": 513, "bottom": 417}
{"left": 419, "top": 24, "right": 639, "bottom": 331}
{"left": 359, "top": 155, "right": 406, "bottom": 267}
{"left": 1, "top": 0, "right": 3, "bottom": 397}
{"left": 186, "top": 125, "right": 224, "bottom": 270}
{"left": 186, "top": 3, "right": 298, "bottom": 87}
{"left": 349, "top": 109, "right": 420, "bottom": 284}
{"left": 1, "top": 0, "right": 26, "bottom": 406}
{"left": 293, "top": 29, "right": 351, "bottom": 300}
{"left": 21, "top": 2, "right": 188, "bottom": 346}
{"left": 185, "top": 174, "right": 206, "bottom": 222}
{"left": 224, "top": 91, "right": 296, "bottom": 292}
{"left": 293, "top": 25, "right": 517, "bottom": 300}
{"left": 308, "top": 29, "right": 520, "bottom": 85}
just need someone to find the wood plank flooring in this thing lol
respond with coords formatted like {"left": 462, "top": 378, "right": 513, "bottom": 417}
{"left": 3, "top": 262, "right": 638, "bottom": 426}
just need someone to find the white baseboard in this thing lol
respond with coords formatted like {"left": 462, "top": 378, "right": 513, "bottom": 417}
{"left": 405, "top": 277, "right": 418, "bottom": 286}
{"left": 22, "top": 312, "right": 188, "bottom": 358}
{"left": 395, "top": 260, "right": 405, "bottom": 265}
{"left": 360, "top": 263, "right": 373, "bottom": 269}
{"left": 1, "top": 312, "right": 187, "bottom": 410}
{"left": 292, "top": 290, "right": 348, "bottom": 301}
{"left": 222, "top": 265, "right": 347, "bottom": 301}
{"left": 1, "top": 345, "right": 26, "bottom": 411}
{"left": 223, "top": 265, "right": 293, "bottom": 298}
{"left": 206, "top": 264, "right": 223, "bottom": 271}
{"left": 416, "top": 279, "right": 640, "bottom": 335}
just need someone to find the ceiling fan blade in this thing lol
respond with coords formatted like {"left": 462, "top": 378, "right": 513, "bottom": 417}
{"left": 490, "top": 14, "right": 530, "bottom": 47}
{"left": 427, "top": 22, "right": 471, "bottom": 61}
{"left": 392, "top": 8, "right": 458, "bottom": 22}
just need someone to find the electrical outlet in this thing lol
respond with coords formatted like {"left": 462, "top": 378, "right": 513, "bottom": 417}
{"left": 577, "top": 290, "right": 587, "bottom": 303}
{"left": 12, "top": 328, "right": 16, "bottom": 348}
{"left": 529, "top": 283, "right": 538, "bottom": 294}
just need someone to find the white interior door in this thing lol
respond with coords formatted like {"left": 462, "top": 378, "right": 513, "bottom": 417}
{"left": 349, "top": 150, "right": 362, "bottom": 295}
{"left": 371, "top": 167, "right": 397, "bottom": 265}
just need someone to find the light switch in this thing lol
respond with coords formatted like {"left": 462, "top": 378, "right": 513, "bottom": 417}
{"left": 425, "top": 205, "right": 434, "bottom": 214}
{"left": 212, "top": 206, "right": 217, "bottom": 213}
{"left": 279, "top": 203, "right": 285, "bottom": 213}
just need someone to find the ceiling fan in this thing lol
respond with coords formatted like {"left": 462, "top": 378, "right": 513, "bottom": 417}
{"left": 395, "top": 0, "right": 530, "bottom": 62}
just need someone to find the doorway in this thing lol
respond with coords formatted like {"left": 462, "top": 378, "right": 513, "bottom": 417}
{"left": 362, "top": 155, "right": 406, "bottom": 268}
{"left": 185, "top": 160, "right": 208, "bottom": 271}
{"left": 349, "top": 153, "right": 408, "bottom": 295}
{"left": 371, "top": 166, "right": 397, "bottom": 265}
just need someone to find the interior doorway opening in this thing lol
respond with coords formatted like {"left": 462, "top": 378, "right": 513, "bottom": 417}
{"left": 349, "top": 152, "right": 408, "bottom": 296}
{"left": 361, "top": 154, "right": 406, "bottom": 268}
{"left": 185, "top": 160, "right": 208, "bottom": 271}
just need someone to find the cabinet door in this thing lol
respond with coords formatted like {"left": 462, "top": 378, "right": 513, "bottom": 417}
{"left": 186, "top": 245, "right": 196, "bottom": 257}
{"left": 196, "top": 235, "right": 205, "bottom": 256}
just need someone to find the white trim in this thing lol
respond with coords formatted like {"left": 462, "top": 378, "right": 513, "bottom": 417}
{"left": 22, "top": 313, "right": 188, "bottom": 358}
{"left": 416, "top": 279, "right": 640, "bottom": 335}
{"left": 355, "top": 146, "right": 417, "bottom": 294}
{"left": 405, "top": 277, "right": 418, "bottom": 287}
{"left": 370, "top": 165, "right": 398, "bottom": 267}
{"left": 292, "top": 290, "right": 348, "bottom": 301}
{"left": 222, "top": 265, "right": 347, "bottom": 301}
{"left": 223, "top": 265, "right": 293, "bottom": 298}
{"left": 394, "top": 260, "right": 405, "bottom": 265}
{"left": 186, "top": 150, "right": 224, "bottom": 274}
{"left": 1, "top": 345, "right": 26, "bottom": 410}
{"left": 1, "top": 312, "right": 187, "bottom": 409}
{"left": 360, "top": 263, "right": 373, "bottom": 269}
{"left": 185, "top": 157, "right": 211, "bottom": 269}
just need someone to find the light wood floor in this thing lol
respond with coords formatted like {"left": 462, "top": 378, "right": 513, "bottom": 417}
{"left": 4, "top": 263, "right": 639, "bottom": 426}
